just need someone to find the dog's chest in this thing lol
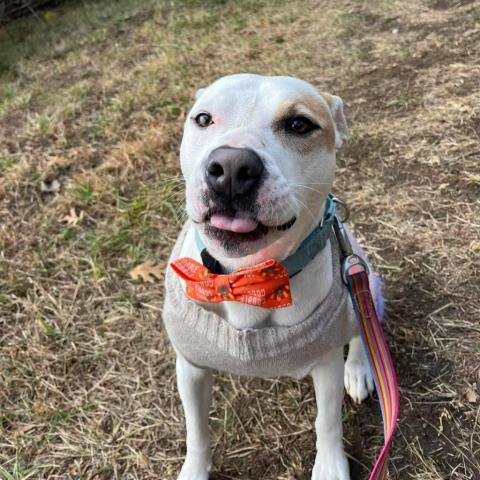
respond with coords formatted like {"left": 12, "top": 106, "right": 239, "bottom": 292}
{"left": 163, "top": 228, "right": 354, "bottom": 379}
{"left": 219, "top": 250, "right": 333, "bottom": 329}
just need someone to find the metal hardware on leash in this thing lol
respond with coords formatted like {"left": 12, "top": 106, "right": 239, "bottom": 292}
{"left": 341, "top": 253, "right": 369, "bottom": 285}
{"left": 333, "top": 210, "right": 369, "bottom": 285}
{"left": 331, "top": 195, "right": 350, "bottom": 222}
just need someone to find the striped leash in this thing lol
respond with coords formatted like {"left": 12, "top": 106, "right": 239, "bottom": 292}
{"left": 333, "top": 209, "right": 399, "bottom": 480}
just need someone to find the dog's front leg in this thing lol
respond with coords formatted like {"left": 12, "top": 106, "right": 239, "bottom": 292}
{"left": 311, "top": 347, "right": 350, "bottom": 480}
{"left": 344, "top": 335, "right": 374, "bottom": 404}
{"left": 176, "top": 353, "right": 213, "bottom": 480}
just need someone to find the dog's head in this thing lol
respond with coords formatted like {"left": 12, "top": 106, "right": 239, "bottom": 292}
{"left": 180, "top": 74, "right": 348, "bottom": 267}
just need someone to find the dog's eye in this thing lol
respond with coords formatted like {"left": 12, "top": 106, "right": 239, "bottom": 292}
{"left": 195, "top": 112, "right": 213, "bottom": 128}
{"left": 285, "top": 116, "right": 319, "bottom": 135}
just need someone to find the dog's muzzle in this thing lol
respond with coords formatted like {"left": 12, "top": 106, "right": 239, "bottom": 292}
{"left": 203, "top": 146, "right": 266, "bottom": 235}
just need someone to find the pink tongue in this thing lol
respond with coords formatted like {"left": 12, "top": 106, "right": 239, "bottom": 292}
{"left": 210, "top": 213, "right": 258, "bottom": 233}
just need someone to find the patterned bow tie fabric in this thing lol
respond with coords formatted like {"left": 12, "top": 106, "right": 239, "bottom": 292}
{"left": 170, "top": 257, "right": 292, "bottom": 309}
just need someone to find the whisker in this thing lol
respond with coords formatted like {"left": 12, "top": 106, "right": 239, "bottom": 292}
{"left": 288, "top": 181, "right": 331, "bottom": 186}
{"left": 288, "top": 183, "right": 328, "bottom": 197}
{"left": 292, "top": 194, "right": 319, "bottom": 231}
{"left": 160, "top": 190, "right": 185, "bottom": 206}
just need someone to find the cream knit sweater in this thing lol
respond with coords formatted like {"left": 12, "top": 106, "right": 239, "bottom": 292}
{"left": 162, "top": 224, "right": 357, "bottom": 379}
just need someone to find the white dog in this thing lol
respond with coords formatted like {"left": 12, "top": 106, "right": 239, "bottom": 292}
{"left": 163, "top": 74, "right": 382, "bottom": 480}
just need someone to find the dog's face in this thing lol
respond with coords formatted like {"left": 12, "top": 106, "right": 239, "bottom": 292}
{"left": 180, "top": 74, "right": 348, "bottom": 263}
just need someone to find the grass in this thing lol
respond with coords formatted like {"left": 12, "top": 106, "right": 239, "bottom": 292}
{"left": 1, "top": 0, "right": 479, "bottom": 479}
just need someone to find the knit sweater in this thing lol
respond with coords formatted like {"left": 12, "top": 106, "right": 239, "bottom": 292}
{"left": 162, "top": 224, "right": 357, "bottom": 379}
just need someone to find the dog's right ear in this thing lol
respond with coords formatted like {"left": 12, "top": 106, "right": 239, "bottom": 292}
{"left": 195, "top": 88, "right": 206, "bottom": 100}
{"left": 321, "top": 93, "right": 349, "bottom": 149}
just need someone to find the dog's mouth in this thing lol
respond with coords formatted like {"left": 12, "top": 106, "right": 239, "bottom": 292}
{"left": 200, "top": 209, "right": 296, "bottom": 243}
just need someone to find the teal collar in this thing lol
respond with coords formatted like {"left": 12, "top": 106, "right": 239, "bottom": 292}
{"left": 195, "top": 194, "right": 336, "bottom": 277}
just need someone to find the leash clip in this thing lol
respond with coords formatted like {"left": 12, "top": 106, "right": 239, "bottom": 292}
{"left": 341, "top": 254, "right": 369, "bottom": 285}
{"left": 333, "top": 214, "right": 369, "bottom": 284}
{"left": 331, "top": 195, "right": 350, "bottom": 222}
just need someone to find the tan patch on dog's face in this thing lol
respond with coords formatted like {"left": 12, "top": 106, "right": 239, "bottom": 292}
{"left": 272, "top": 94, "right": 336, "bottom": 153}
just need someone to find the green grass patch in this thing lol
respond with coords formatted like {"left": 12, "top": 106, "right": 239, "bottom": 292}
{"left": 0, "top": 0, "right": 158, "bottom": 75}
{"left": 0, "top": 155, "right": 16, "bottom": 171}
{"left": 71, "top": 182, "right": 97, "bottom": 204}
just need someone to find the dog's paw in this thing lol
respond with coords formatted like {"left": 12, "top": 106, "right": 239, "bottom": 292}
{"left": 344, "top": 358, "right": 374, "bottom": 404}
{"left": 177, "top": 451, "right": 211, "bottom": 480}
{"left": 311, "top": 447, "right": 350, "bottom": 480}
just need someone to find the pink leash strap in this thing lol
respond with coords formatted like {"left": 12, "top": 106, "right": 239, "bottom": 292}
{"left": 333, "top": 208, "right": 399, "bottom": 480}
{"left": 346, "top": 268, "right": 399, "bottom": 479}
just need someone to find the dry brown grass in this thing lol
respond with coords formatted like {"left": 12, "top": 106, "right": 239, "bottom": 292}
{"left": 0, "top": 0, "right": 479, "bottom": 478}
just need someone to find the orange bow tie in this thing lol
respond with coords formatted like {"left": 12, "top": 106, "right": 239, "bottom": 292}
{"left": 170, "top": 257, "right": 292, "bottom": 308}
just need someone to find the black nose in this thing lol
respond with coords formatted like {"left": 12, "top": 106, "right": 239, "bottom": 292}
{"left": 205, "top": 147, "right": 264, "bottom": 199}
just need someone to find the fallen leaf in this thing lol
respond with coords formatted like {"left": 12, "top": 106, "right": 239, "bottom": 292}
{"left": 470, "top": 241, "right": 480, "bottom": 254}
{"left": 130, "top": 261, "right": 163, "bottom": 283}
{"left": 41, "top": 178, "right": 61, "bottom": 193}
{"left": 135, "top": 451, "right": 150, "bottom": 467}
{"left": 42, "top": 10, "right": 58, "bottom": 24}
{"left": 61, "top": 208, "right": 84, "bottom": 226}
{"left": 32, "top": 399, "right": 48, "bottom": 415}
{"left": 464, "top": 173, "right": 480, "bottom": 185}
{"left": 466, "top": 385, "right": 478, "bottom": 403}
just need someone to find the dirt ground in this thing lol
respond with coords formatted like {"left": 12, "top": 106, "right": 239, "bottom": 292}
{"left": 0, "top": 0, "right": 479, "bottom": 479}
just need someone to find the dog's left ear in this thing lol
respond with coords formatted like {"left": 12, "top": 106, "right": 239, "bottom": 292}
{"left": 195, "top": 88, "right": 206, "bottom": 100}
{"left": 321, "top": 93, "right": 349, "bottom": 149}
